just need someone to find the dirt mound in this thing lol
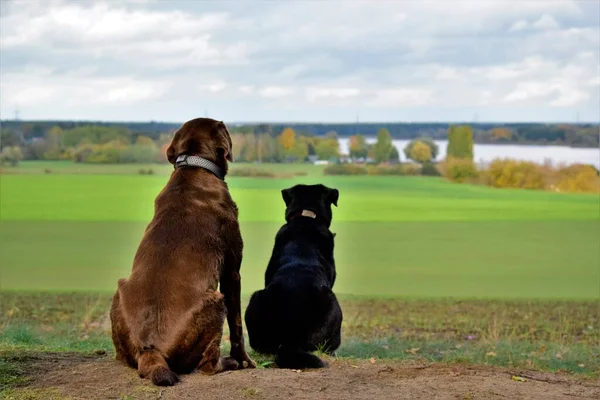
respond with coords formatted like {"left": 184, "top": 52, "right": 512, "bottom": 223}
{"left": 7, "top": 353, "right": 600, "bottom": 399}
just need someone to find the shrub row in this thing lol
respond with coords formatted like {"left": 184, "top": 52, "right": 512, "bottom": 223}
{"left": 323, "top": 163, "right": 441, "bottom": 177}
{"left": 440, "top": 157, "right": 599, "bottom": 193}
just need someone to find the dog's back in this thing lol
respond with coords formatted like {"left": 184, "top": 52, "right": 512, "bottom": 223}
{"left": 245, "top": 184, "right": 343, "bottom": 369}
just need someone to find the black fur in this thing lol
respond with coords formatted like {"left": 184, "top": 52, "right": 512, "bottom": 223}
{"left": 245, "top": 184, "right": 343, "bottom": 369}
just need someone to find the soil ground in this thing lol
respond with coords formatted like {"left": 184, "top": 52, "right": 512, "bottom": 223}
{"left": 3, "top": 353, "right": 599, "bottom": 400}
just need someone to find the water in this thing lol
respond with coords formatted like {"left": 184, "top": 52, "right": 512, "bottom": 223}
{"left": 338, "top": 138, "right": 600, "bottom": 169}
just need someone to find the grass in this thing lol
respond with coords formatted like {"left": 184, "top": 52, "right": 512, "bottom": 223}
{"left": 0, "top": 293, "right": 598, "bottom": 377}
{"left": 0, "top": 220, "right": 598, "bottom": 298}
{"left": 1, "top": 162, "right": 598, "bottom": 297}
{"left": 0, "top": 161, "right": 598, "bottom": 393}
{"left": 2, "top": 160, "right": 327, "bottom": 178}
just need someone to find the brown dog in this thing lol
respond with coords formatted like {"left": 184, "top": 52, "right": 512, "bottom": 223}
{"left": 110, "top": 118, "right": 255, "bottom": 386}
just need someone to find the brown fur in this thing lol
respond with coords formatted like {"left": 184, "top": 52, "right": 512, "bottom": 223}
{"left": 110, "top": 118, "right": 255, "bottom": 386}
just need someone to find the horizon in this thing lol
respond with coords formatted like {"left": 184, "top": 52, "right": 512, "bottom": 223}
{"left": 2, "top": 118, "right": 600, "bottom": 126}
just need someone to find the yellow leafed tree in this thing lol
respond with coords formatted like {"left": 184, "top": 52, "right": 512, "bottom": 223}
{"left": 278, "top": 128, "right": 296, "bottom": 151}
{"left": 409, "top": 141, "right": 432, "bottom": 164}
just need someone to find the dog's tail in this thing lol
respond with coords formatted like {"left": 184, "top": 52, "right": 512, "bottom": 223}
{"left": 275, "top": 345, "right": 326, "bottom": 369}
{"left": 137, "top": 348, "right": 179, "bottom": 386}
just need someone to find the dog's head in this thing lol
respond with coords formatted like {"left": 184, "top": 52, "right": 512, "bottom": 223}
{"left": 281, "top": 184, "right": 339, "bottom": 228}
{"left": 166, "top": 118, "right": 233, "bottom": 170}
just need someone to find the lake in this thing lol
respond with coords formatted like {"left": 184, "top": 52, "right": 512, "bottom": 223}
{"left": 338, "top": 138, "right": 600, "bottom": 169}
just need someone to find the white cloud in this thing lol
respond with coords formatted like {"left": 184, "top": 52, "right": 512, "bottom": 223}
{"left": 0, "top": 68, "right": 167, "bottom": 108}
{"left": 504, "top": 81, "right": 588, "bottom": 107}
{"left": 509, "top": 20, "right": 529, "bottom": 32}
{"left": 532, "top": 14, "right": 560, "bottom": 31}
{"left": 238, "top": 86, "right": 255, "bottom": 95}
{"left": 200, "top": 83, "right": 228, "bottom": 93}
{"left": 0, "top": 3, "right": 229, "bottom": 48}
{"left": 258, "top": 87, "right": 295, "bottom": 98}
{"left": 366, "top": 88, "right": 434, "bottom": 107}
{"left": 305, "top": 87, "right": 360, "bottom": 103}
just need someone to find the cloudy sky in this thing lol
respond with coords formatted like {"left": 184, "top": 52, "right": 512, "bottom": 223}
{"left": 1, "top": 0, "right": 599, "bottom": 122}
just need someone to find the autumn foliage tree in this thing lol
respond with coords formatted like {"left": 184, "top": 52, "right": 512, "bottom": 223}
{"left": 408, "top": 141, "right": 432, "bottom": 164}
{"left": 349, "top": 134, "right": 369, "bottom": 160}
{"left": 404, "top": 137, "right": 438, "bottom": 163}
{"left": 488, "top": 127, "right": 513, "bottom": 141}
{"left": 278, "top": 127, "right": 296, "bottom": 153}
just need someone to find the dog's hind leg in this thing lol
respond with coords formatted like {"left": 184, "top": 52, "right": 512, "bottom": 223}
{"left": 195, "top": 292, "right": 242, "bottom": 375}
{"left": 110, "top": 287, "right": 137, "bottom": 369}
{"left": 310, "top": 291, "right": 343, "bottom": 356}
{"left": 137, "top": 347, "right": 179, "bottom": 386}
{"left": 244, "top": 290, "right": 279, "bottom": 355}
{"left": 166, "top": 291, "right": 238, "bottom": 375}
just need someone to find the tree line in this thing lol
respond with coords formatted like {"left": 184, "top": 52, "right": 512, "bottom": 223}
{"left": 1, "top": 120, "right": 597, "bottom": 148}
{"left": 0, "top": 121, "right": 433, "bottom": 166}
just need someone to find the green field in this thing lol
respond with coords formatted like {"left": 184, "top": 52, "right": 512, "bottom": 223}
{"left": 1, "top": 161, "right": 598, "bottom": 298}
{"left": 1, "top": 161, "right": 599, "bottom": 392}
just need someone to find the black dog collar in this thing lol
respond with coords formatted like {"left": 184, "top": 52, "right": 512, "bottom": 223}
{"left": 174, "top": 155, "right": 225, "bottom": 180}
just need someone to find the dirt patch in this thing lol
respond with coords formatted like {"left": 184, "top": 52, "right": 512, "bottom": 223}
{"left": 5, "top": 353, "right": 600, "bottom": 400}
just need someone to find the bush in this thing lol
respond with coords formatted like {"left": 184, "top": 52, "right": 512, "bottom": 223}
{"left": 554, "top": 164, "right": 600, "bottom": 193}
{"left": 324, "top": 164, "right": 368, "bottom": 175}
{"left": 228, "top": 168, "right": 277, "bottom": 178}
{"left": 0, "top": 146, "right": 24, "bottom": 166}
{"left": 484, "top": 159, "right": 545, "bottom": 190}
{"left": 367, "top": 164, "right": 405, "bottom": 175}
{"left": 138, "top": 168, "right": 155, "bottom": 175}
{"left": 440, "top": 157, "right": 479, "bottom": 183}
{"left": 421, "top": 162, "right": 441, "bottom": 176}
{"left": 401, "top": 163, "right": 422, "bottom": 176}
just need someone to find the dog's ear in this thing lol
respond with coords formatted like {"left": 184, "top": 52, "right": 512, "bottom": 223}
{"left": 165, "top": 131, "right": 179, "bottom": 165}
{"left": 281, "top": 188, "right": 293, "bottom": 206}
{"left": 215, "top": 121, "right": 233, "bottom": 162}
{"left": 166, "top": 141, "right": 177, "bottom": 164}
{"left": 326, "top": 188, "right": 339, "bottom": 207}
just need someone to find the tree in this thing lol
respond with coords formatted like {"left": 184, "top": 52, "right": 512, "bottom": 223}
{"left": 43, "top": 126, "right": 63, "bottom": 160}
{"left": 489, "top": 127, "right": 512, "bottom": 141}
{"left": 447, "top": 125, "right": 474, "bottom": 159}
{"left": 278, "top": 127, "right": 296, "bottom": 152}
{"left": 315, "top": 138, "right": 340, "bottom": 160}
{"left": 404, "top": 138, "right": 437, "bottom": 163}
{"left": 373, "top": 128, "right": 394, "bottom": 164}
{"left": 325, "top": 130, "right": 339, "bottom": 139}
{"left": 259, "top": 134, "right": 279, "bottom": 162}
{"left": 136, "top": 135, "right": 155, "bottom": 146}
{"left": 408, "top": 141, "right": 432, "bottom": 163}
{"left": 0, "top": 128, "right": 22, "bottom": 150}
{"left": 389, "top": 146, "right": 400, "bottom": 163}
{"left": 26, "top": 139, "right": 48, "bottom": 160}
{"left": 292, "top": 137, "right": 309, "bottom": 162}
{"left": 349, "top": 134, "right": 368, "bottom": 160}
{"left": 0, "top": 146, "right": 24, "bottom": 166}
{"left": 404, "top": 137, "right": 438, "bottom": 161}
{"left": 231, "top": 133, "right": 248, "bottom": 161}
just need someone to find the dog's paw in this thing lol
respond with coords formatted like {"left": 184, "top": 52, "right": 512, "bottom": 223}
{"left": 221, "top": 356, "right": 240, "bottom": 371}
{"left": 243, "top": 356, "right": 257, "bottom": 369}
{"left": 231, "top": 351, "right": 256, "bottom": 369}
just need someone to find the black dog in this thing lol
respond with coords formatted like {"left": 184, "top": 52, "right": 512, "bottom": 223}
{"left": 245, "top": 184, "right": 342, "bottom": 369}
